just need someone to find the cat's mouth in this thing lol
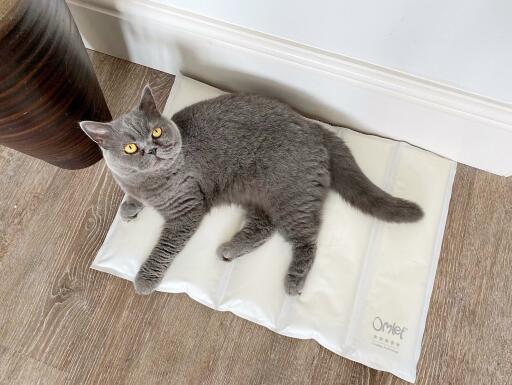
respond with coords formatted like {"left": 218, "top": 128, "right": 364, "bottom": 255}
{"left": 152, "top": 156, "right": 163, "bottom": 164}
{"left": 153, "top": 148, "right": 176, "bottom": 161}
{"left": 150, "top": 154, "right": 171, "bottom": 165}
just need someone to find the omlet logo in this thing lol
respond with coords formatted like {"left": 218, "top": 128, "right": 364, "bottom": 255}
{"left": 372, "top": 316, "right": 407, "bottom": 340}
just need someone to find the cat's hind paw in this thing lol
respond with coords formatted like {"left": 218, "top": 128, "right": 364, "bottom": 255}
{"left": 284, "top": 273, "right": 306, "bottom": 296}
{"left": 133, "top": 273, "right": 159, "bottom": 295}
{"left": 216, "top": 241, "right": 253, "bottom": 262}
{"left": 216, "top": 242, "right": 238, "bottom": 262}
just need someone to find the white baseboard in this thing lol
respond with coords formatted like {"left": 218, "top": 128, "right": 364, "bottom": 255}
{"left": 68, "top": 0, "right": 512, "bottom": 176}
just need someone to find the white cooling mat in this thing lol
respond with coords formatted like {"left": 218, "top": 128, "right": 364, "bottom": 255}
{"left": 92, "top": 75, "right": 456, "bottom": 382}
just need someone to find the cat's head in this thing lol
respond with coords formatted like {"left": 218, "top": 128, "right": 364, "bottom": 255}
{"left": 80, "top": 85, "right": 181, "bottom": 175}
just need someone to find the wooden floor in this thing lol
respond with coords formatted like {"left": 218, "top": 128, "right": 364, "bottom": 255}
{"left": 0, "top": 51, "right": 510, "bottom": 385}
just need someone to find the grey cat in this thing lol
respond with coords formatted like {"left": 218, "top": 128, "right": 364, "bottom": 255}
{"left": 80, "top": 86, "right": 423, "bottom": 296}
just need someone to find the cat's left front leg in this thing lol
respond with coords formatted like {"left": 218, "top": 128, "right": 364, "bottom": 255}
{"left": 134, "top": 205, "right": 205, "bottom": 295}
{"left": 120, "top": 196, "right": 144, "bottom": 221}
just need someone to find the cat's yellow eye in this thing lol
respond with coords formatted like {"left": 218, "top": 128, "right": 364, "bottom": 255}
{"left": 152, "top": 127, "right": 162, "bottom": 138}
{"left": 124, "top": 143, "right": 138, "bottom": 154}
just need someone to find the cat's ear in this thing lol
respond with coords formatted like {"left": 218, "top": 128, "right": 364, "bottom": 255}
{"left": 138, "top": 85, "right": 160, "bottom": 118}
{"left": 79, "top": 121, "right": 113, "bottom": 147}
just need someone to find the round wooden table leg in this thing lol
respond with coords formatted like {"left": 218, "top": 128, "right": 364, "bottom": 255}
{"left": 0, "top": 0, "right": 111, "bottom": 169}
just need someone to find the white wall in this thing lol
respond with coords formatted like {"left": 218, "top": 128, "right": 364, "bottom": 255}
{"left": 110, "top": 0, "right": 510, "bottom": 103}
{"left": 68, "top": 0, "right": 512, "bottom": 175}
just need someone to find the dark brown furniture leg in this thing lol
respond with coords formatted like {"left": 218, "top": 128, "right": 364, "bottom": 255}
{"left": 0, "top": 0, "right": 111, "bottom": 169}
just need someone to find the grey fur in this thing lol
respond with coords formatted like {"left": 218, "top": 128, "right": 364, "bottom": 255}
{"left": 80, "top": 86, "right": 423, "bottom": 296}
{"left": 217, "top": 206, "right": 274, "bottom": 261}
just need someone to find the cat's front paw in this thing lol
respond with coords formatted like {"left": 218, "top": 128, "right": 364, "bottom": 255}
{"left": 284, "top": 273, "right": 306, "bottom": 296}
{"left": 134, "top": 272, "right": 160, "bottom": 295}
{"left": 120, "top": 200, "right": 144, "bottom": 222}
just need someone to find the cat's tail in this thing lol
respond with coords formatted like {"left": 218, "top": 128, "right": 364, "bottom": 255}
{"left": 320, "top": 126, "right": 423, "bottom": 223}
